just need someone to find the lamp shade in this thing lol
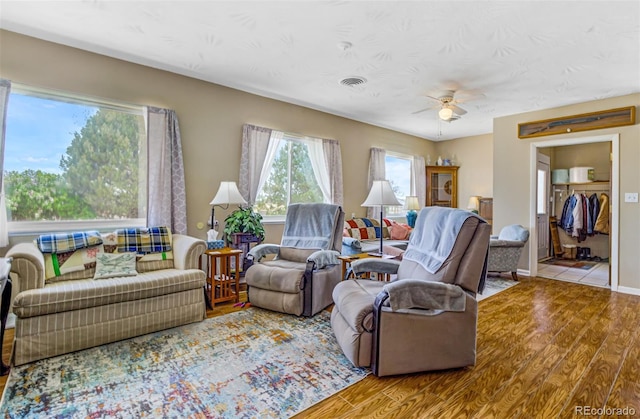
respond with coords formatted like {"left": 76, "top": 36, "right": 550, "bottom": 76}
{"left": 405, "top": 196, "right": 420, "bottom": 211}
{"left": 210, "top": 181, "right": 247, "bottom": 206}
{"left": 362, "top": 180, "right": 401, "bottom": 207}
{"left": 467, "top": 196, "right": 480, "bottom": 212}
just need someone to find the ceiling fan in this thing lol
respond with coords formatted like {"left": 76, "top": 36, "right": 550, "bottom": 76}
{"left": 413, "top": 90, "right": 468, "bottom": 122}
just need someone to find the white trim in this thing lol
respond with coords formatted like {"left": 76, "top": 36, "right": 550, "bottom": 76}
{"left": 617, "top": 286, "right": 640, "bottom": 296}
{"left": 529, "top": 133, "right": 619, "bottom": 291}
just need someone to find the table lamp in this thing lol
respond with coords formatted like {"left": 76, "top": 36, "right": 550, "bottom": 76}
{"left": 467, "top": 196, "right": 480, "bottom": 214}
{"left": 361, "top": 180, "right": 401, "bottom": 256}
{"left": 209, "top": 181, "right": 247, "bottom": 236}
{"left": 404, "top": 196, "right": 420, "bottom": 228}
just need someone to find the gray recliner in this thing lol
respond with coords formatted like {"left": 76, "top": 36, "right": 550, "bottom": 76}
{"left": 244, "top": 203, "right": 344, "bottom": 317}
{"left": 330, "top": 207, "right": 490, "bottom": 377}
{"left": 487, "top": 224, "right": 529, "bottom": 280}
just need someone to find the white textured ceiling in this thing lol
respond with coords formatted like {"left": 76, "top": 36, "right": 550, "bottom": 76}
{"left": 1, "top": 1, "right": 639, "bottom": 141}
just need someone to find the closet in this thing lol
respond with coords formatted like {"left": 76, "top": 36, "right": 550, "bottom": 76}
{"left": 538, "top": 142, "right": 611, "bottom": 288}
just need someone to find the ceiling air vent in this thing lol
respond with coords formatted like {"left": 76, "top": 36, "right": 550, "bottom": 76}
{"left": 339, "top": 76, "right": 367, "bottom": 87}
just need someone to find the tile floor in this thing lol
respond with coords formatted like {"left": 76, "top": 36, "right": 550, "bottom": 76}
{"left": 537, "top": 260, "right": 610, "bottom": 288}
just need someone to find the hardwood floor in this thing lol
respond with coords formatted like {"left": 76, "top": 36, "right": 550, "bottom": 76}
{"left": 2, "top": 277, "right": 639, "bottom": 418}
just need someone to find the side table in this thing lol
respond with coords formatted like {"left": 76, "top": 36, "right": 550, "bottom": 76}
{"left": 0, "top": 257, "right": 12, "bottom": 376}
{"left": 337, "top": 253, "right": 394, "bottom": 281}
{"left": 201, "top": 248, "right": 242, "bottom": 307}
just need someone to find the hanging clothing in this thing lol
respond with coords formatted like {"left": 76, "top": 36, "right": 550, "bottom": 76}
{"left": 560, "top": 194, "right": 576, "bottom": 234}
{"left": 572, "top": 193, "right": 583, "bottom": 238}
{"left": 594, "top": 193, "right": 610, "bottom": 234}
{"left": 587, "top": 193, "right": 599, "bottom": 235}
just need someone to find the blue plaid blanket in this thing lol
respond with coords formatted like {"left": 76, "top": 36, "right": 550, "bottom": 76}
{"left": 37, "top": 231, "right": 103, "bottom": 254}
{"left": 116, "top": 227, "right": 172, "bottom": 254}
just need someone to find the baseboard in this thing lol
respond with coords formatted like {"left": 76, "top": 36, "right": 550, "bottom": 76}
{"left": 616, "top": 286, "right": 640, "bottom": 296}
{"left": 517, "top": 268, "right": 531, "bottom": 278}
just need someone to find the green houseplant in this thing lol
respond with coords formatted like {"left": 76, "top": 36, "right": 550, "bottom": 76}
{"left": 223, "top": 206, "right": 266, "bottom": 245}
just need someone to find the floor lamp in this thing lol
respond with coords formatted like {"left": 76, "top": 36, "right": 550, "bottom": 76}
{"left": 362, "top": 180, "right": 401, "bottom": 256}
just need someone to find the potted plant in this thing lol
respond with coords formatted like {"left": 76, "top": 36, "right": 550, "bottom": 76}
{"left": 223, "top": 206, "right": 266, "bottom": 246}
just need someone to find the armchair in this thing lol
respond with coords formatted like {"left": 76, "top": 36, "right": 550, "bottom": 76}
{"left": 487, "top": 224, "right": 529, "bottom": 280}
{"left": 245, "top": 203, "right": 345, "bottom": 316}
{"left": 330, "top": 207, "right": 490, "bottom": 376}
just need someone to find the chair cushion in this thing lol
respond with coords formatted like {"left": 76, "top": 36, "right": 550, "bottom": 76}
{"left": 278, "top": 247, "right": 317, "bottom": 263}
{"left": 245, "top": 262, "right": 306, "bottom": 293}
{"left": 332, "top": 280, "right": 385, "bottom": 333}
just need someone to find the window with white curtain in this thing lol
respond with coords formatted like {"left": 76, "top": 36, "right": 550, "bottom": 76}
{"left": 384, "top": 152, "right": 413, "bottom": 215}
{"left": 254, "top": 133, "right": 328, "bottom": 219}
{"left": 3, "top": 85, "right": 147, "bottom": 233}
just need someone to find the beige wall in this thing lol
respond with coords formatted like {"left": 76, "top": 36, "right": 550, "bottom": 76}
{"left": 0, "top": 30, "right": 434, "bottom": 246}
{"left": 493, "top": 94, "right": 640, "bottom": 292}
{"left": 435, "top": 133, "right": 493, "bottom": 209}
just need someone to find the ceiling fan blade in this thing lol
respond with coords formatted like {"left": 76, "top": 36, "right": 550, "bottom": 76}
{"left": 451, "top": 104, "right": 467, "bottom": 115}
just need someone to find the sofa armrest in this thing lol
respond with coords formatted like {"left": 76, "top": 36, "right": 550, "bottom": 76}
{"left": 172, "top": 234, "right": 206, "bottom": 270}
{"left": 307, "top": 250, "right": 340, "bottom": 269}
{"left": 380, "top": 279, "right": 466, "bottom": 312}
{"left": 5, "top": 242, "right": 46, "bottom": 292}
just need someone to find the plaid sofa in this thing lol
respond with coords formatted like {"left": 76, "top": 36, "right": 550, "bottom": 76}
{"left": 6, "top": 230, "right": 207, "bottom": 366}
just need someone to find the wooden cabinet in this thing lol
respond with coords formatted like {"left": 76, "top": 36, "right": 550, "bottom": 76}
{"left": 426, "top": 166, "right": 458, "bottom": 208}
{"left": 478, "top": 197, "right": 493, "bottom": 231}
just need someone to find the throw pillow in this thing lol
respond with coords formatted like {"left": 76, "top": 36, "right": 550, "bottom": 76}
{"left": 389, "top": 221, "right": 412, "bottom": 240}
{"left": 93, "top": 252, "right": 138, "bottom": 280}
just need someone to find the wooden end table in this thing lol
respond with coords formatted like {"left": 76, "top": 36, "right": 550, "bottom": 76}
{"left": 337, "top": 253, "right": 394, "bottom": 281}
{"left": 201, "top": 248, "right": 242, "bottom": 307}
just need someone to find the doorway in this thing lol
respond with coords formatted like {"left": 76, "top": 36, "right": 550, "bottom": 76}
{"left": 529, "top": 134, "right": 619, "bottom": 291}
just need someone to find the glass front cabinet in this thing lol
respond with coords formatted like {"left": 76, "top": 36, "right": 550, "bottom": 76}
{"left": 426, "top": 166, "right": 458, "bottom": 208}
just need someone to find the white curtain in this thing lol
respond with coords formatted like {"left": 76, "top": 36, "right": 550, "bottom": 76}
{"left": 412, "top": 154, "right": 426, "bottom": 208}
{"left": 0, "top": 79, "right": 11, "bottom": 247}
{"left": 239, "top": 124, "right": 273, "bottom": 205}
{"left": 256, "top": 130, "right": 283, "bottom": 202}
{"left": 366, "top": 147, "right": 386, "bottom": 218}
{"left": 146, "top": 107, "right": 187, "bottom": 234}
{"left": 323, "top": 138, "right": 343, "bottom": 206}
{"left": 304, "top": 137, "right": 343, "bottom": 206}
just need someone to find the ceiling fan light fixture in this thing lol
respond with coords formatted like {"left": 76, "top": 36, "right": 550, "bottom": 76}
{"left": 438, "top": 107, "right": 454, "bottom": 121}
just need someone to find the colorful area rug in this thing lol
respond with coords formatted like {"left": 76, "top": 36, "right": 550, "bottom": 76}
{"left": 541, "top": 258, "right": 597, "bottom": 270}
{"left": 477, "top": 276, "right": 519, "bottom": 301}
{"left": 0, "top": 309, "right": 368, "bottom": 418}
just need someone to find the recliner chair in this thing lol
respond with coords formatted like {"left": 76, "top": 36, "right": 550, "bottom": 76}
{"left": 244, "top": 203, "right": 344, "bottom": 316}
{"left": 330, "top": 207, "right": 490, "bottom": 376}
{"left": 487, "top": 224, "right": 529, "bottom": 280}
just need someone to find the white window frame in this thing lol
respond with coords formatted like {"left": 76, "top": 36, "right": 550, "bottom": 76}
{"left": 5, "top": 85, "right": 147, "bottom": 235}
{"left": 256, "top": 133, "right": 329, "bottom": 223}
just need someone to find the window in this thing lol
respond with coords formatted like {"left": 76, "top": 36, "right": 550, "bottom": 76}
{"left": 384, "top": 153, "right": 412, "bottom": 215}
{"left": 4, "top": 86, "right": 147, "bottom": 233}
{"left": 254, "top": 134, "right": 327, "bottom": 219}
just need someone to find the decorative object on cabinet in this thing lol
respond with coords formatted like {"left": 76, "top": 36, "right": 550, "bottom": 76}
{"left": 518, "top": 106, "right": 635, "bottom": 139}
{"left": 361, "top": 180, "right": 401, "bottom": 256}
{"left": 426, "top": 166, "right": 458, "bottom": 208}
{"left": 404, "top": 195, "right": 420, "bottom": 228}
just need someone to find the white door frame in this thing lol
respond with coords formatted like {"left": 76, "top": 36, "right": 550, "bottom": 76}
{"left": 528, "top": 134, "right": 619, "bottom": 291}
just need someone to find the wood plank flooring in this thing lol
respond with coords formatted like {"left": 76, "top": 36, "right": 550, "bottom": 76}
{"left": 1, "top": 277, "right": 639, "bottom": 418}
